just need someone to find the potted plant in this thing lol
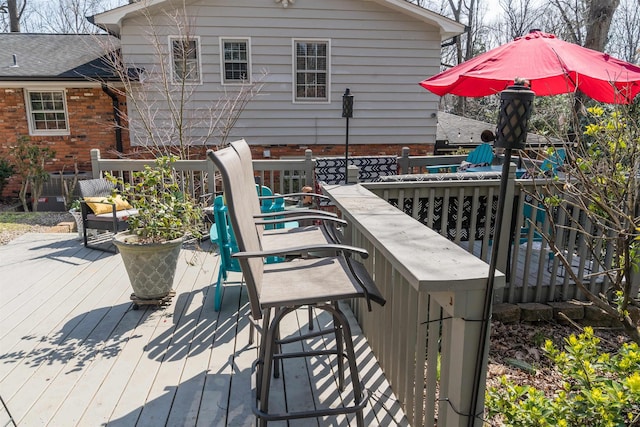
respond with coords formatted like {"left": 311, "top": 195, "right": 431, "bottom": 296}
{"left": 108, "top": 156, "right": 203, "bottom": 301}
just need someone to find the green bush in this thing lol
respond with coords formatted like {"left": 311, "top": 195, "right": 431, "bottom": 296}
{"left": 10, "top": 137, "right": 55, "bottom": 212}
{"left": 0, "top": 158, "right": 15, "bottom": 195}
{"left": 107, "top": 156, "right": 203, "bottom": 244}
{"left": 486, "top": 327, "right": 640, "bottom": 426}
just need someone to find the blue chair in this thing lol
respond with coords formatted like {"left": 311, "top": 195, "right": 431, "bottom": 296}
{"left": 256, "top": 185, "right": 287, "bottom": 229}
{"left": 210, "top": 196, "right": 241, "bottom": 311}
{"left": 466, "top": 143, "right": 494, "bottom": 166}
{"left": 426, "top": 143, "right": 494, "bottom": 173}
{"left": 210, "top": 188, "right": 299, "bottom": 311}
{"left": 519, "top": 148, "right": 567, "bottom": 267}
{"left": 539, "top": 148, "right": 566, "bottom": 176}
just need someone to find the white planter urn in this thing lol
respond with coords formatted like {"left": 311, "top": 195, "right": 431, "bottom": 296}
{"left": 113, "top": 232, "right": 183, "bottom": 300}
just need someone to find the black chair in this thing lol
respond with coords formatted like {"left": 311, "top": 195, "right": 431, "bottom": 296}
{"left": 77, "top": 178, "right": 136, "bottom": 252}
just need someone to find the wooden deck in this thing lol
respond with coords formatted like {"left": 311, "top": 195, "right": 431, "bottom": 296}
{"left": 0, "top": 233, "right": 408, "bottom": 427}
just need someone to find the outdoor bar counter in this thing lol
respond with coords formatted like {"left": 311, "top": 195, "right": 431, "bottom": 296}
{"left": 323, "top": 183, "right": 505, "bottom": 427}
{"left": 324, "top": 183, "right": 503, "bottom": 291}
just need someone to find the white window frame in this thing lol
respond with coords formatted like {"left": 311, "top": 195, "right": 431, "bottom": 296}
{"left": 292, "top": 38, "right": 331, "bottom": 104}
{"left": 169, "top": 35, "right": 203, "bottom": 85}
{"left": 220, "top": 37, "right": 252, "bottom": 85}
{"left": 24, "top": 89, "right": 70, "bottom": 136}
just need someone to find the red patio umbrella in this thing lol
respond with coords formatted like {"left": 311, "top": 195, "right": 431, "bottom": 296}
{"left": 420, "top": 30, "right": 640, "bottom": 104}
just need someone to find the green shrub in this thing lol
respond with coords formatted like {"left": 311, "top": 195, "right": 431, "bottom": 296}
{"left": 107, "top": 156, "right": 203, "bottom": 244}
{"left": 0, "top": 158, "right": 15, "bottom": 195}
{"left": 10, "top": 137, "right": 55, "bottom": 212}
{"left": 486, "top": 327, "right": 640, "bottom": 426}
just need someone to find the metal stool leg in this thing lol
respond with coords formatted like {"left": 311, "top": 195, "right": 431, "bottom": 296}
{"left": 331, "top": 306, "right": 365, "bottom": 427}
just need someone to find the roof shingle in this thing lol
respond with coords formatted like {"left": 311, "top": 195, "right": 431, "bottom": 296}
{"left": 0, "top": 33, "right": 120, "bottom": 81}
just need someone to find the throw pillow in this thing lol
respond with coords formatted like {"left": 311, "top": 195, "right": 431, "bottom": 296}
{"left": 84, "top": 195, "right": 133, "bottom": 215}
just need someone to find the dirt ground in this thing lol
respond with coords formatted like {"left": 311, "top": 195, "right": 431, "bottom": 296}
{"left": 486, "top": 319, "right": 628, "bottom": 392}
{"left": 0, "top": 201, "right": 74, "bottom": 245}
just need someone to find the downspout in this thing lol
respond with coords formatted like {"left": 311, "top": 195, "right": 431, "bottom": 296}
{"left": 101, "top": 84, "right": 123, "bottom": 153}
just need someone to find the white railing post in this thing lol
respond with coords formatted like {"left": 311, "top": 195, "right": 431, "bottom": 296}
{"left": 493, "top": 163, "right": 516, "bottom": 303}
{"left": 347, "top": 165, "right": 360, "bottom": 184}
{"left": 90, "top": 149, "right": 101, "bottom": 179}
{"left": 304, "top": 149, "right": 314, "bottom": 187}
{"left": 206, "top": 154, "right": 217, "bottom": 196}
{"left": 432, "top": 289, "right": 488, "bottom": 427}
{"left": 398, "top": 147, "right": 410, "bottom": 174}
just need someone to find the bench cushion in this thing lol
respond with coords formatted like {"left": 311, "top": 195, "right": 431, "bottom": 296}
{"left": 87, "top": 209, "right": 138, "bottom": 222}
{"left": 84, "top": 195, "right": 133, "bottom": 215}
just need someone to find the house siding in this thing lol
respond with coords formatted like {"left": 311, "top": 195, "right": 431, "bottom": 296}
{"left": 118, "top": 0, "right": 442, "bottom": 148}
{"left": 0, "top": 87, "right": 128, "bottom": 198}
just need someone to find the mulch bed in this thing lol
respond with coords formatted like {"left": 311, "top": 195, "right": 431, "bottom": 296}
{"left": 487, "top": 319, "right": 628, "bottom": 394}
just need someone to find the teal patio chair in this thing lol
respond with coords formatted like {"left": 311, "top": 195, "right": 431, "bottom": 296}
{"left": 210, "top": 196, "right": 241, "bottom": 311}
{"left": 539, "top": 148, "right": 566, "bottom": 176}
{"left": 256, "top": 184, "right": 288, "bottom": 229}
{"left": 519, "top": 148, "right": 568, "bottom": 271}
{"left": 210, "top": 188, "right": 298, "bottom": 311}
{"left": 426, "top": 142, "right": 494, "bottom": 173}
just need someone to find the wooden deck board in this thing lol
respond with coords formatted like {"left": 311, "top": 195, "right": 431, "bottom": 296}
{"left": 0, "top": 256, "right": 118, "bottom": 378}
{"left": 0, "top": 233, "right": 408, "bottom": 427}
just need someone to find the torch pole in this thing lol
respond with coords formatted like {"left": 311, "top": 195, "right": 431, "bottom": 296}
{"left": 344, "top": 116, "right": 350, "bottom": 182}
{"left": 468, "top": 148, "right": 512, "bottom": 426}
{"left": 342, "top": 88, "right": 353, "bottom": 184}
{"left": 467, "top": 81, "right": 534, "bottom": 426}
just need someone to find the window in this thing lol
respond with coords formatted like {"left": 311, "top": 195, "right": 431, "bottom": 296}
{"left": 25, "top": 90, "right": 69, "bottom": 135}
{"left": 170, "top": 36, "right": 201, "bottom": 84}
{"left": 221, "top": 38, "right": 251, "bottom": 84}
{"left": 294, "top": 40, "right": 329, "bottom": 102}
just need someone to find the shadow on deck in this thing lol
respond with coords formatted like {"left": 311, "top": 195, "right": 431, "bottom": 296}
{"left": 0, "top": 233, "right": 407, "bottom": 426}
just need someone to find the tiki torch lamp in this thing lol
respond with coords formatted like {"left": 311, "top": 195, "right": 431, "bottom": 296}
{"left": 468, "top": 81, "right": 535, "bottom": 427}
{"left": 342, "top": 88, "right": 354, "bottom": 183}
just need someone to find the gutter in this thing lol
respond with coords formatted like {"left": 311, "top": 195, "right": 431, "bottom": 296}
{"left": 86, "top": 15, "right": 121, "bottom": 38}
{"left": 0, "top": 76, "right": 121, "bottom": 82}
{"left": 101, "top": 84, "right": 123, "bottom": 153}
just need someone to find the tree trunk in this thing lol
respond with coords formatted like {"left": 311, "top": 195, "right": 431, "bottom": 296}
{"left": 571, "top": 0, "right": 620, "bottom": 140}
{"left": 8, "top": 0, "right": 20, "bottom": 32}
{"left": 584, "top": 0, "right": 620, "bottom": 52}
{"left": 19, "top": 179, "right": 29, "bottom": 212}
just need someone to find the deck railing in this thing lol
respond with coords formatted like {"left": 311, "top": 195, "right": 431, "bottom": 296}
{"left": 90, "top": 148, "right": 315, "bottom": 202}
{"left": 507, "top": 178, "right": 617, "bottom": 303}
{"left": 90, "top": 148, "right": 618, "bottom": 305}
{"left": 363, "top": 172, "right": 618, "bottom": 304}
{"left": 251, "top": 150, "right": 315, "bottom": 194}
{"left": 90, "top": 149, "right": 217, "bottom": 202}
{"left": 396, "top": 147, "right": 535, "bottom": 174}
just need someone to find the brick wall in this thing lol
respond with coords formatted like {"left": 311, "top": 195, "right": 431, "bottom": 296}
{"left": 0, "top": 87, "right": 128, "bottom": 198}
